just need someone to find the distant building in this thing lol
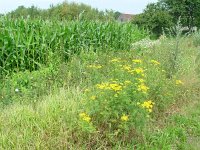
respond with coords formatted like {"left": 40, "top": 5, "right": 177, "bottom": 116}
{"left": 118, "top": 14, "right": 133, "bottom": 22}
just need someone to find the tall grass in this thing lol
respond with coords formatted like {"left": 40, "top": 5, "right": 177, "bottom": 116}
{"left": 0, "top": 17, "right": 147, "bottom": 76}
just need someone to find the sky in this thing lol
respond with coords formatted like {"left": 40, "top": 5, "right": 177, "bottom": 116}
{"left": 0, "top": 0, "right": 158, "bottom": 14}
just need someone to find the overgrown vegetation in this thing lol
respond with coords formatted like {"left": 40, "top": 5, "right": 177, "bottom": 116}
{"left": 1, "top": 33, "right": 200, "bottom": 148}
{"left": 0, "top": 0, "right": 200, "bottom": 149}
{"left": 132, "top": 0, "right": 200, "bottom": 37}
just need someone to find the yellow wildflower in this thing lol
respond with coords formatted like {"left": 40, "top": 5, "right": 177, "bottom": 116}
{"left": 121, "top": 114, "right": 129, "bottom": 121}
{"left": 134, "top": 68, "right": 144, "bottom": 74}
{"left": 141, "top": 102, "right": 152, "bottom": 109}
{"left": 138, "top": 84, "right": 149, "bottom": 93}
{"left": 140, "top": 100, "right": 155, "bottom": 113}
{"left": 79, "top": 112, "right": 91, "bottom": 122}
{"left": 109, "top": 83, "right": 122, "bottom": 92}
{"left": 82, "top": 116, "right": 91, "bottom": 122}
{"left": 132, "top": 59, "right": 142, "bottom": 63}
{"left": 96, "top": 82, "right": 110, "bottom": 90}
{"left": 110, "top": 58, "right": 121, "bottom": 63}
{"left": 90, "top": 96, "right": 96, "bottom": 100}
{"left": 123, "top": 65, "right": 132, "bottom": 71}
{"left": 79, "top": 112, "right": 87, "bottom": 118}
{"left": 176, "top": 80, "right": 184, "bottom": 85}
{"left": 87, "top": 64, "right": 102, "bottom": 69}
{"left": 148, "top": 109, "right": 152, "bottom": 113}
{"left": 151, "top": 60, "right": 160, "bottom": 65}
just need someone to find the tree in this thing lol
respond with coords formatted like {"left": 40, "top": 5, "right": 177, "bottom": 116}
{"left": 114, "top": 11, "right": 121, "bottom": 20}
{"left": 132, "top": 3, "right": 174, "bottom": 37}
{"left": 160, "top": 0, "right": 200, "bottom": 29}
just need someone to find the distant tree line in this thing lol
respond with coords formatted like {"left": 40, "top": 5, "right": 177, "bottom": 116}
{"left": 5, "top": 1, "right": 120, "bottom": 21}
{"left": 7, "top": 0, "right": 199, "bottom": 37}
{"left": 132, "top": 0, "right": 200, "bottom": 37}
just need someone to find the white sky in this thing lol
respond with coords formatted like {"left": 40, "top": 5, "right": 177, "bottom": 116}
{"left": 0, "top": 0, "right": 158, "bottom": 14}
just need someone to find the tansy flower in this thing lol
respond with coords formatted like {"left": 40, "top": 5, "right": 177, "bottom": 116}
{"left": 90, "top": 96, "right": 96, "bottom": 100}
{"left": 134, "top": 68, "right": 144, "bottom": 74}
{"left": 87, "top": 64, "right": 102, "bottom": 69}
{"left": 82, "top": 116, "right": 91, "bottom": 122}
{"left": 140, "top": 100, "right": 155, "bottom": 113}
{"left": 176, "top": 80, "right": 184, "bottom": 85}
{"left": 109, "top": 83, "right": 122, "bottom": 92}
{"left": 138, "top": 84, "right": 149, "bottom": 93}
{"left": 132, "top": 59, "right": 142, "bottom": 63}
{"left": 110, "top": 58, "right": 121, "bottom": 63}
{"left": 96, "top": 82, "right": 110, "bottom": 90}
{"left": 122, "top": 65, "right": 132, "bottom": 71}
{"left": 79, "top": 112, "right": 91, "bottom": 122}
{"left": 121, "top": 114, "right": 129, "bottom": 121}
{"left": 151, "top": 60, "right": 160, "bottom": 65}
{"left": 79, "top": 112, "right": 87, "bottom": 117}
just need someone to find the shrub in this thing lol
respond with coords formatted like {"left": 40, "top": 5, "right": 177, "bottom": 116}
{"left": 77, "top": 54, "right": 184, "bottom": 143}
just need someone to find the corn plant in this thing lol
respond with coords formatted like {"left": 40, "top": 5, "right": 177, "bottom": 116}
{"left": 0, "top": 17, "right": 147, "bottom": 77}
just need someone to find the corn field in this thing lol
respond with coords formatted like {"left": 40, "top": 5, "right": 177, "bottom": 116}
{"left": 0, "top": 17, "right": 147, "bottom": 76}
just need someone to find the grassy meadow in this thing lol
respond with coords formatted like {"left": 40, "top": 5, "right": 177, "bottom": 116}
{"left": 0, "top": 17, "right": 200, "bottom": 149}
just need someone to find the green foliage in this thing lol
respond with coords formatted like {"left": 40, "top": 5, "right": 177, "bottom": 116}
{"left": 0, "top": 17, "right": 147, "bottom": 76}
{"left": 132, "top": 3, "right": 174, "bottom": 37}
{"left": 0, "top": 36, "right": 199, "bottom": 148}
{"left": 0, "top": 66, "right": 60, "bottom": 105}
{"left": 7, "top": 1, "right": 113, "bottom": 21}
{"left": 133, "top": 0, "right": 200, "bottom": 37}
{"left": 160, "top": 0, "right": 200, "bottom": 29}
{"left": 74, "top": 51, "right": 184, "bottom": 144}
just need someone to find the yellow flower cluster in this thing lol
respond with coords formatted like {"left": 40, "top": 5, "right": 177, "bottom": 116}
{"left": 141, "top": 100, "right": 155, "bottom": 113}
{"left": 132, "top": 59, "right": 142, "bottom": 63}
{"left": 121, "top": 114, "right": 129, "bottom": 121}
{"left": 87, "top": 64, "right": 102, "bottom": 69}
{"left": 151, "top": 60, "right": 160, "bottom": 65}
{"left": 90, "top": 96, "right": 96, "bottom": 100}
{"left": 96, "top": 82, "right": 110, "bottom": 90}
{"left": 176, "top": 80, "right": 184, "bottom": 85}
{"left": 122, "top": 65, "right": 132, "bottom": 71}
{"left": 79, "top": 112, "right": 91, "bottom": 122}
{"left": 110, "top": 83, "right": 123, "bottom": 92}
{"left": 137, "top": 83, "right": 149, "bottom": 94}
{"left": 122, "top": 65, "right": 145, "bottom": 77}
{"left": 110, "top": 58, "right": 121, "bottom": 63}
{"left": 134, "top": 67, "right": 145, "bottom": 74}
{"left": 96, "top": 82, "right": 122, "bottom": 92}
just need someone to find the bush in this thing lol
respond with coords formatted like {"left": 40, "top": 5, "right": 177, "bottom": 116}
{"left": 77, "top": 54, "right": 184, "bottom": 143}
